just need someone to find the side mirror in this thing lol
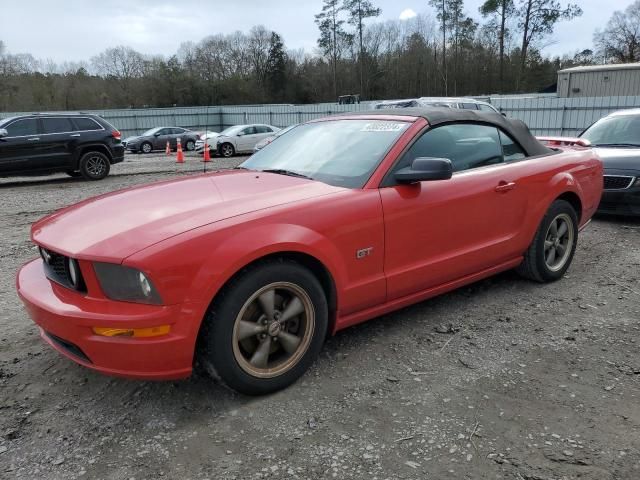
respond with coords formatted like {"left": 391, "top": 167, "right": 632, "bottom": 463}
{"left": 394, "top": 157, "right": 453, "bottom": 184}
{"left": 154, "top": 132, "right": 162, "bottom": 137}
{"left": 0, "top": 128, "right": 8, "bottom": 138}
{"left": 237, "top": 132, "right": 245, "bottom": 137}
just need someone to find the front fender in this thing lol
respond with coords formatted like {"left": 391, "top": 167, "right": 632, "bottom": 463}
{"left": 188, "top": 223, "right": 347, "bottom": 307}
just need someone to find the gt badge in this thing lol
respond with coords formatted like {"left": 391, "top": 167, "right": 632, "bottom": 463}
{"left": 356, "top": 247, "right": 373, "bottom": 259}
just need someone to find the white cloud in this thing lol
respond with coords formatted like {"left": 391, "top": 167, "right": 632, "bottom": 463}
{"left": 399, "top": 8, "right": 417, "bottom": 21}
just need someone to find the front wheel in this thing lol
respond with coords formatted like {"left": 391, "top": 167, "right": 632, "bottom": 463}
{"left": 79, "top": 151, "right": 111, "bottom": 180}
{"left": 140, "top": 142, "right": 153, "bottom": 154}
{"left": 219, "top": 143, "right": 235, "bottom": 158}
{"left": 198, "top": 260, "right": 328, "bottom": 395}
{"left": 516, "top": 199, "right": 578, "bottom": 282}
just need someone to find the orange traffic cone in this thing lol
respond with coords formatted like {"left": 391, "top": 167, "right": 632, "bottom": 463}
{"left": 202, "top": 142, "right": 211, "bottom": 163}
{"left": 165, "top": 141, "right": 171, "bottom": 156}
{"left": 176, "top": 138, "right": 185, "bottom": 164}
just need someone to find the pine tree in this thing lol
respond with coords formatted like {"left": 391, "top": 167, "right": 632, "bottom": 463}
{"left": 265, "top": 32, "right": 287, "bottom": 101}
{"left": 343, "top": 0, "right": 381, "bottom": 99}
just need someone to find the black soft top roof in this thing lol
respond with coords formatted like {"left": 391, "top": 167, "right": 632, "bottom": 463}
{"left": 347, "top": 107, "right": 552, "bottom": 157}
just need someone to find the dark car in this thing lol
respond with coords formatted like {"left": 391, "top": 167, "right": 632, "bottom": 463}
{"left": 0, "top": 113, "right": 124, "bottom": 180}
{"left": 125, "top": 127, "right": 199, "bottom": 154}
{"left": 579, "top": 109, "right": 640, "bottom": 216}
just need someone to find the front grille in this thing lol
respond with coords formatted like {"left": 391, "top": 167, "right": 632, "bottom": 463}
{"left": 39, "top": 248, "right": 86, "bottom": 292}
{"left": 603, "top": 175, "right": 634, "bottom": 190}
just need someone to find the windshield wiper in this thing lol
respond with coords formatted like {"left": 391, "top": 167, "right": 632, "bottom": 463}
{"left": 591, "top": 143, "right": 640, "bottom": 148}
{"left": 261, "top": 169, "right": 313, "bottom": 180}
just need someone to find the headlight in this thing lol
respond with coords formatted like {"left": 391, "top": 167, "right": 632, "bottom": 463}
{"left": 93, "top": 263, "right": 162, "bottom": 304}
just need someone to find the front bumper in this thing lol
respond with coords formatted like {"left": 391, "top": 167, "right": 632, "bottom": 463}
{"left": 17, "top": 259, "right": 196, "bottom": 380}
{"left": 598, "top": 188, "right": 640, "bottom": 216}
{"left": 597, "top": 172, "right": 640, "bottom": 216}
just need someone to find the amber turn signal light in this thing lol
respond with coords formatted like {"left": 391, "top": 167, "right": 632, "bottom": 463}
{"left": 92, "top": 325, "right": 170, "bottom": 338}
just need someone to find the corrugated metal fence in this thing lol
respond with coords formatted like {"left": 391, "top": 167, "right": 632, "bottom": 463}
{"left": 3, "top": 95, "right": 640, "bottom": 137}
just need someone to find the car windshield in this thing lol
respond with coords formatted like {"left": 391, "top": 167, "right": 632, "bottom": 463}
{"left": 220, "top": 126, "right": 243, "bottom": 136}
{"left": 580, "top": 115, "right": 640, "bottom": 147}
{"left": 239, "top": 119, "right": 409, "bottom": 188}
{"left": 142, "top": 127, "right": 162, "bottom": 136}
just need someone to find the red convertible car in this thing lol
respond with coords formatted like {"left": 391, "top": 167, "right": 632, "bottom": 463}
{"left": 17, "top": 109, "right": 603, "bottom": 395}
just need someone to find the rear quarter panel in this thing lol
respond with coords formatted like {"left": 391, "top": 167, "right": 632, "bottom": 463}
{"left": 512, "top": 148, "right": 602, "bottom": 252}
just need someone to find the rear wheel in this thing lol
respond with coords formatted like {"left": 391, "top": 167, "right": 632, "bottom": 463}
{"left": 219, "top": 143, "right": 235, "bottom": 158}
{"left": 516, "top": 200, "right": 578, "bottom": 282}
{"left": 185, "top": 140, "right": 195, "bottom": 151}
{"left": 198, "top": 260, "right": 328, "bottom": 395}
{"left": 79, "top": 151, "right": 110, "bottom": 180}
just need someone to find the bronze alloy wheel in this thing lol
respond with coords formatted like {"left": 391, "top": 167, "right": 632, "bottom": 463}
{"left": 232, "top": 282, "right": 315, "bottom": 378}
{"left": 543, "top": 213, "right": 574, "bottom": 272}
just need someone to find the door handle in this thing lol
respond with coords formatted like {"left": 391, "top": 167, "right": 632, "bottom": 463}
{"left": 70, "top": 133, "right": 81, "bottom": 137}
{"left": 495, "top": 181, "right": 516, "bottom": 193}
{"left": 27, "top": 137, "right": 40, "bottom": 141}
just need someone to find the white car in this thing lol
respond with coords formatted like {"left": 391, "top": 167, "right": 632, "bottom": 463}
{"left": 195, "top": 131, "right": 220, "bottom": 153}
{"left": 375, "top": 97, "right": 500, "bottom": 114}
{"left": 216, "top": 124, "right": 281, "bottom": 157}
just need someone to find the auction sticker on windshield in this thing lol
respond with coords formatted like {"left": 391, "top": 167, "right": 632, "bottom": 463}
{"left": 361, "top": 122, "right": 408, "bottom": 132}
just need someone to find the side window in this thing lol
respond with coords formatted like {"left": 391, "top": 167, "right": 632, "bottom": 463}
{"left": 462, "top": 103, "right": 479, "bottom": 110}
{"left": 243, "top": 127, "right": 257, "bottom": 135}
{"left": 256, "top": 126, "right": 271, "bottom": 134}
{"left": 172, "top": 128, "right": 186, "bottom": 135}
{"left": 5, "top": 118, "right": 39, "bottom": 137}
{"left": 396, "top": 123, "right": 503, "bottom": 174}
{"left": 499, "top": 130, "right": 527, "bottom": 161}
{"left": 42, "top": 118, "right": 74, "bottom": 134}
{"left": 478, "top": 103, "right": 497, "bottom": 112}
{"left": 72, "top": 117, "right": 102, "bottom": 131}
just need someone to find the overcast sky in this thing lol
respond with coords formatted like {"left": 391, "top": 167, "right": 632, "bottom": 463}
{"left": 0, "top": 0, "right": 633, "bottom": 63}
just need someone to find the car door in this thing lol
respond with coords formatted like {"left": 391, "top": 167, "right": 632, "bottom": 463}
{"left": 379, "top": 123, "right": 529, "bottom": 301}
{"left": 153, "top": 128, "right": 172, "bottom": 150}
{"left": 39, "top": 117, "right": 77, "bottom": 171}
{"left": 237, "top": 126, "right": 258, "bottom": 152}
{"left": 0, "top": 117, "right": 44, "bottom": 174}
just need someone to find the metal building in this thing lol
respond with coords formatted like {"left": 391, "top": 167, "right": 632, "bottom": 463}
{"left": 557, "top": 63, "right": 640, "bottom": 98}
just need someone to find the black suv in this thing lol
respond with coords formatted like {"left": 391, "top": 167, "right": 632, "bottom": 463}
{"left": 0, "top": 113, "right": 124, "bottom": 180}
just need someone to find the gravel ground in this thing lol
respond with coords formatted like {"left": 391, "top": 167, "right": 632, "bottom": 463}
{"left": 1, "top": 152, "right": 639, "bottom": 480}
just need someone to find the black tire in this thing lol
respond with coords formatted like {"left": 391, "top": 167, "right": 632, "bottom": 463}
{"left": 516, "top": 199, "right": 578, "bottom": 283}
{"left": 219, "top": 143, "right": 235, "bottom": 158}
{"left": 140, "top": 142, "right": 153, "bottom": 154}
{"left": 185, "top": 140, "right": 196, "bottom": 151}
{"left": 65, "top": 171, "right": 82, "bottom": 178}
{"left": 79, "top": 151, "right": 111, "bottom": 181}
{"left": 198, "top": 259, "right": 328, "bottom": 395}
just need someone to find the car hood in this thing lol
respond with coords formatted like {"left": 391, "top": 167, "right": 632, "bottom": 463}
{"left": 593, "top": 147, "right": 640, "bottom": 172}
{"left": 125, "top": 135, "right": 143, "bottom": 143}
{"left": 32, "top": 171, "right": 344, "bottom": 262}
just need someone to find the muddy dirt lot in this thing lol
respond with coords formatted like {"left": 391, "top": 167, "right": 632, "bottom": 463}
{"left": 1, "top": 152, "right": 639, "bottom": 480}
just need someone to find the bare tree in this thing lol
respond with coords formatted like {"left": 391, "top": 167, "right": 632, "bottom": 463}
{"left": 516, "top": 0, "right": 582, "bottom": 86}
{"left": 594, "top": 1, "right": 640, "bottom": 63}
{"left": 91, "top": 46, "right": 145, "bottom": 105}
